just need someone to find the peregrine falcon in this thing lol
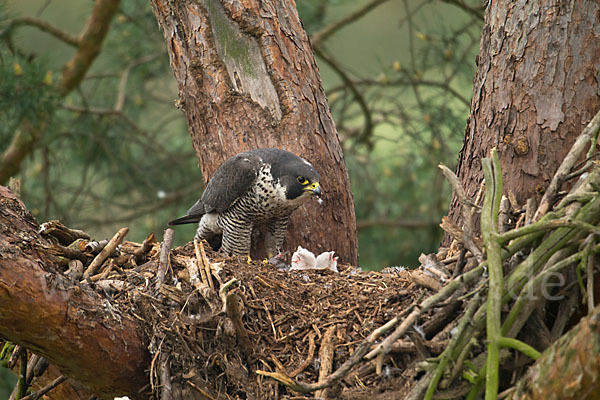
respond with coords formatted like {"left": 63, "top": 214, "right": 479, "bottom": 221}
{"left": 168, "top": 148, "right": 322, "bottom": 257}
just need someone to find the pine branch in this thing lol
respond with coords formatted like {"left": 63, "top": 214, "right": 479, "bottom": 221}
{"left": 7, "top": 17, "right": 80, "bottom": 47}
{"left": 311, "top": 0, "right": 391, "bottom": 47}
{"left": 60, "top": 0, "right": 121, "bottom": 94}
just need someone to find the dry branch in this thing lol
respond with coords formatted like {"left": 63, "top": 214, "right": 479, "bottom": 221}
{"left": 20, "top": 375, "right": 68, "bottom": 400}
{"left": 156, "top": 228, "right": 174, "bottom": 290}
{"left": 439, "top": 164, "right": 484, "bottom": 262}
{"left": 82, "top": 227, "right": 129, "bottom": 279}
{"left": 314, "top": 325, "right": 336, "bottom": 399}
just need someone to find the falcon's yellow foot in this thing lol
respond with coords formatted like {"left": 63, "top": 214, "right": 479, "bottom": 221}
{"left": 262, "top": 252, "right": 274, "bottom": 265}
{"left": 246, "top": 255, "right": 252, "bottom": 264}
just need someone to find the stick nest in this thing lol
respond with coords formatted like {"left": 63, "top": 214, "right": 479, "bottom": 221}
{"left": 117, "top": 241, "right": 433, "bottom": 399}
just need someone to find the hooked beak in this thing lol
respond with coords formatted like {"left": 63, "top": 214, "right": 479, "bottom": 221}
{"left": 305, "top": 182, "right": 322, "bottom": 198}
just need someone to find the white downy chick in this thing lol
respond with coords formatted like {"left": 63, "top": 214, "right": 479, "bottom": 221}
{"left": 290, "top": 246, "right": 316, "bottom": 270}
{"left": 315, "top": 251, "right": 339, "bottom": 273}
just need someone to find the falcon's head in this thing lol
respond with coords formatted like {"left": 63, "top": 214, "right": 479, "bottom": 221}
{"left": 272, "top": 153, "right": 322, "bottom": 201}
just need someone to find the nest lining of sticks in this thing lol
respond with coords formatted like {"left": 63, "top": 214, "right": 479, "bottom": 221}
{"left": 29, "top": 221, "right": 451, "bottom": 399}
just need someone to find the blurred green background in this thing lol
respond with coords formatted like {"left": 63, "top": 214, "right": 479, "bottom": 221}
{"left": 0, "top": 0, "right": 483, "bottom": 393}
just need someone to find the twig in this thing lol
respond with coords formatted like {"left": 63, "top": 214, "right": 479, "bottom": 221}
{"left": 423, "top": 293, "right": 481, "bottom": 399}
{"left": 498, "top": 196, "right": 510, "bottom": 233}
{"left": 534, "top": 107, "right": 600, "bottom": 220}
{"left": 313, "top": 46, "right": 373, "bottom": 145}
{"left": 24, "top": 354, "right": 39, "bottom": 385}
{"left": 289, "top": 332, "right": 316, "bottom": 378}
{"left": 225, "top": 292, "right": 252, "bottom": 358}
{"left": 155, "top": 228, "right": 174, "bottom": 290}
{"left": 327, "top": 77, "right": 472, "bottom": 107}
{"left": 89, "top": 259, "right": 115, "bottom": 282}
{"left": 114, "top": 54, "right": 160, "bottom": 111}
{"left": 38, "top": 220, "right": 91, "bottom": 245}
{"left": 15, "top": 350, "right": 27, "bottom": 400}
{"left": 365, "top": 264, "right": 484, "bottom": 359}
{"left": 586, "top": 251, "right": 595, "bottom": 314}
{"left": 186, "top": 380, "right": 216, "bottom": 400}
{"left": 440, "top": 0, "right": 485, "bottom": 20}
{"left": 134, "top": 232, "right": 156, "bottom": 264}
{"left": 219, "top": 279, "right": 239, "bottom": 314}
{"left": 496, "top": 337, "right": 540, "bottom": 360}
{"left": 82, "top": 227, "right": 128, "bottom": 279}
{"left": 550, "top": 284, "right": 579, "bottom": 340}
{"left": 194, "top": 239, "right": 214, "bottom": 290}
{"left": 8, "top": 345, "right": 22, "bottom": 369}
{"left": 314, "top": 325, "right": 336, "bottom": 399}
{"left": 311, "top": 0, "right": 391, "bottom": 47}
{"left": 193, "top": 239, "right": 209, "bottom": 288}
{"left": 439, "top": 164, "right": 484, "bottom": 262}
{"left": 496, "top": 217, "right": 600, "bottom": 243}
{"left": 6, "top": 17, "right": 80, "bottom": 47}
{"left": 159, "top": 352, "right": 173, "bottom": 400}
{"left": 20, "top": 376, "right": 67, "bottom": 400}
{"left": 452, "top": 248, "right": 467, "bottom": 278}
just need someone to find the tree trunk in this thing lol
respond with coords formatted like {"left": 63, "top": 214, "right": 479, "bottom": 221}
{"left": 0, "top": 186, "right": 149, "bottom": 399}
{"left": 511, "top": 304, "right": 600, "bottom": 400}
{"left": 447, "top": 0, "right": 600, "bottom": 236}
{"left": 150, "top": 0, "right": 358, "bottom": 264}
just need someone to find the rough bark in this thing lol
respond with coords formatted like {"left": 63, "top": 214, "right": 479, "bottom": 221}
{"left": 0, "top": 186, "right": 149, "bottom": 400}
{"left": 511, "top": 304, "right": 600, "bottom": 400}
{"left": 447, "top": 0, "right": 600, "bottom": 236}
{"left": 150, "top": 0, "right": 358, "bottom": 264}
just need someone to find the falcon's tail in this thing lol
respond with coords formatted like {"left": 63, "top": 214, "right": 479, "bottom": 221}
{"left": 169, "top": 199, "right": 206, "bottom": 226}
{"left": 167, "top": 214, "right": 202, "bottom": 226}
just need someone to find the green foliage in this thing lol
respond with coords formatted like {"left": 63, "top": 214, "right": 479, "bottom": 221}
{"left": 0, "top": 368, "right": 16, "bottom": 400}
{"left": 0, "top": 342, "right": 16, "bottom": 399}
{"left": 0, "top": 55, "right": 58, "bottom": 148}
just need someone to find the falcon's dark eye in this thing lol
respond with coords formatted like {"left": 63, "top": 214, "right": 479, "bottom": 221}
{"left": 297, "top": 176, "right": 309, "bottom": 185}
